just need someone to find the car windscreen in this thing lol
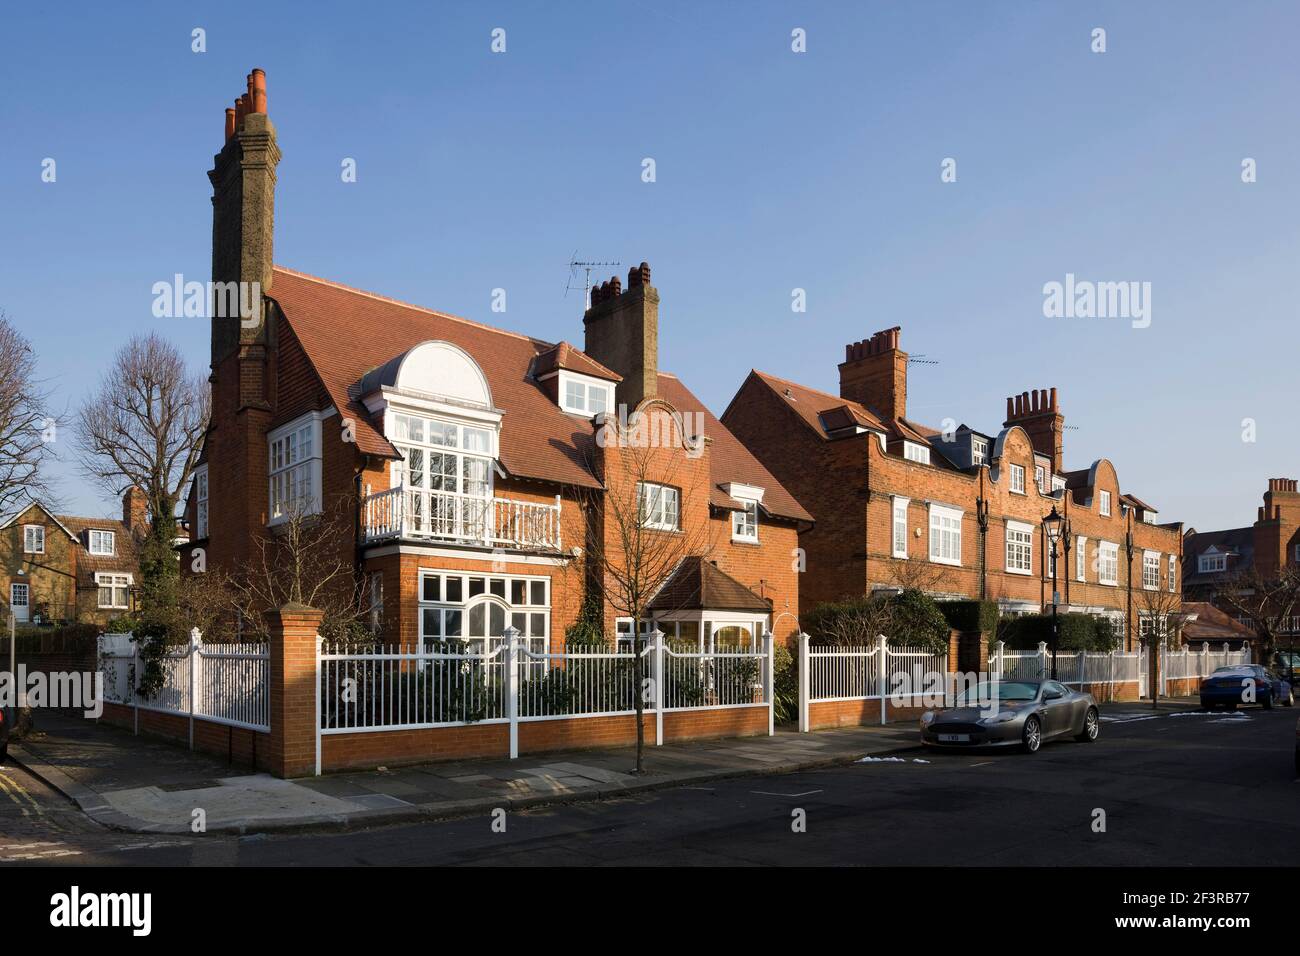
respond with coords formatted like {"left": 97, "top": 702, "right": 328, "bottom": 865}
{"left": 1210, "top": 667, "right": 1253, "bottom": 677}
{"left": 955, "top": 681, "right": 1039, "bottom": 705}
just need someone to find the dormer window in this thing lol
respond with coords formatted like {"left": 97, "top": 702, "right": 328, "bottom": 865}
{"left": 559, "top": 372, "right": 613, "bottom": 417}
{"left": 903, "top": 442, "right": 930, "bottom": 465}
{"left": 971, "top": 437, "right": 989, "bottom": 467}
{"left": 268, "top": 412, "right": 324, "bottom": 524}
{"left": 1099, "top": 490, "right": 1111, "bottom": 516}
{"left": 1034, "top": 465, "right": 1046, "bottom": 494}
{"left": 732, "top": 499, "right": 759, "bottom": 543}
{"left": 1198, "top": 553, "right": 1226, "bottom": 573}
{"left": 88, "top": 530, "right": 116, "bottom": 556}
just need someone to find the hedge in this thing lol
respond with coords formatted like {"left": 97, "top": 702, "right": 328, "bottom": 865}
{"left": 995, "top": 612, "right": 1121, "bottom": 652}
{"left": 937, "top": 600, "right": 1000, "bottom": 639}
{"left": 805, "top": 589, "right": 950, "bottom": 653}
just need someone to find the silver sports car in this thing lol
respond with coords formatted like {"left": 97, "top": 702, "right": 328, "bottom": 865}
{"left": 920, "top": 679, "right": 1100, "bottom": 753}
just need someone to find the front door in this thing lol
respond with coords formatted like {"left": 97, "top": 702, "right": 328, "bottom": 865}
{"left": 10, "top": 583, "right": 29, "bottom": 623}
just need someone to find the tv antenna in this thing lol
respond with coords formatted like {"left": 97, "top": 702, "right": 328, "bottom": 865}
{"left": 565, "top": 253, "right": 621, "bottom": 308}
{"left": 908, "top": 354, "right": 940, "bottom": 366}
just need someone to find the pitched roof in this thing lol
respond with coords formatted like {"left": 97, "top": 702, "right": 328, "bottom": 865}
{"left": 0, "top": 500, "right": 78, "bottom": 540}
{"left": 267, "top": 267, "right": 811, "bottom": 520}
{"left": 532, "top": 341, "right": 621, "bottom": 382}
{"left": 657, "top": 374, "right": 812, "bottom": 523}
{"left": 747, "top": 370, "right": 887, "bottom": 437}
{"left": 1180, "top": 602, "right": 1257, "bottom": 644}
{"left": 57, "top": 515, "right": 140, "bottom": 585}
{"left": 1182, "top": 526, "right": 1255, "bottom": 585}
{"left": 268, "top": 266, "right": 602, "bottom": 489}
{"left": 647, "top": 556, "right": 772, "bottom": 613}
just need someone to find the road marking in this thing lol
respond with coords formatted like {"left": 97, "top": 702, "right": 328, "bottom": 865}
{"left": 751, "top": 789, "right": 823, "bottom": 798}
{"left": 0, "top": 841, "right": 82, "bottom": 862}
{"left": 0, "top": 770, "right": 65, "bottom": 833}
{"left": 969, "top": 761, "right": 995, "bottom": 768}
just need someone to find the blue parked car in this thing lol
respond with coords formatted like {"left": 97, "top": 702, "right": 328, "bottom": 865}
{"left": 1200, "top": 665, "right": 1294, "bottom": 711}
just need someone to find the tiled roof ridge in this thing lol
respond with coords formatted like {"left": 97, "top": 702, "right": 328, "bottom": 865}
{"left": 271, "top": 265, "right": 552, "bottom": 347}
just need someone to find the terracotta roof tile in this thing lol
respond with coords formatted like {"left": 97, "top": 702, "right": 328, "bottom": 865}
{"left": 647, "top": 556, "right": 772, "bottom": 613}
{"left": 533, "top": 342, "right": 621, "bottom": 382}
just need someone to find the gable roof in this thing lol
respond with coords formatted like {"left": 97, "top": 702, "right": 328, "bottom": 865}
{"left": 0, "top": 500, "right": 78, "bottom": 540}
{"left": 57, "top": 515, "right": 140, "bottom": 584}
{"left": 532, "top": 341, "right": 621, "bottom": 382}
{"left": 746, "top": 370, "right": 888, "bottom": 437}
{"left": 647, "top": 556, "right": 772, "bottom": 613}
{"left": 267, "top": 267, "right": 811, "bottom": 521}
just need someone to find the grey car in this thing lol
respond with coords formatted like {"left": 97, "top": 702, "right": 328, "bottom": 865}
{"left": 920, "top": 679, "right": 1100, "bottom": 753}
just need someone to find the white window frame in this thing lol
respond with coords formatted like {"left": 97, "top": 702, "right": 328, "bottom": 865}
{"left": 1098, "top": 541, "right": 1119, "bottom": 586}
{"left": 1076, "top": 536, "right": 1087, "bottom": 582}
{"left": 928, "top": 503, "right": 963, "bottom": 567}
{"left": 891, "top": 496, "right": 910, "bottom": 559}
{"left": 1034, "top": 465, "right": 1046, "bottom": 494}
{"left": 1142, "top": 550, "right": 1160, "bottom": 590}
{"left": 95, "top": 572, "right": 132, "bottom": 610}
{"left": 1005, "top": 520, "right": 1033, "bottom": 575}
{"left": 638, "top": 482, "right": 680, "bottom": 531}
{"left": 1198, "top": 553, "right": 1226, "bottom": 573}
{"left": 903, "top": 442, "right": 930, "bottom": 465}
{"left": 1009, "top": 464, "right": 1025, "bottom": 495}
{"left": 1168, "top": 554, "right": 1176, "bottom": 592}
{"left": 731, "top": 499, "right": 759, "bottom": 543}
{"left": 10, "top": 583, "right": 28, "bottom": 613}
{"left": 268, "top": 412, "right": 325, "bottom": 525}
{"left": 971, "top": 437, "right": 989, "bottom": 467}
{"left": 193, "top": 465, "right": 209, "bottom": 539}
{"left": 388, "top": 408, "right": 498, "bottom": 537}
{"left": 1099, "top": 490, "right": 1111, "bottom": 517}
{"left": 88, "top": 529, "right": 116, "bottom": 556}
{"left": 417, "top": 569, "right": 550, "bottom": 662}
{"left": 22, "top": 524, "right": 45, "bottom": 554}
{"left": 558, "top": 371, "right": 613, "bottom": 418}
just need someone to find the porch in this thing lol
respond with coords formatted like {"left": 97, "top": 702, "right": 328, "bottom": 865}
{"left": 362, "top": 486, "right": 563, "bottom": 551}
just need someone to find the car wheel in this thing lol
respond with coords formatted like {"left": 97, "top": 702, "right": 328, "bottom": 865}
{"left": 1022, "top": 715, "right": 1042, "bottom": 754}
{"left": 1075, "top": 707, "right": 1100, "bottom": 742}
{"left": 1200, "top": 700, "right": 1215, "bottom": 711}
{"left": 1262, "top": 692, "right": 1273, "bottom": 710}
{"left": 1286, "top": 689, "right": 1295, "bottom": 707}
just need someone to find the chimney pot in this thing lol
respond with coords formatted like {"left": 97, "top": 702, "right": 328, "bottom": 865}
{"left": 638, "top": 261, "right": 651, "bottom": 286}
{"left": 250, "top": 68, "right": 268, "bottom": 113}
{"left": 224, "top": 107, "right": 236, "bottom": 141}
{"left": 609, "top": 275, "right": 621, "bottom": 296}
{"left": 1006, "top": 397, "right": 1014, "bottom": 419}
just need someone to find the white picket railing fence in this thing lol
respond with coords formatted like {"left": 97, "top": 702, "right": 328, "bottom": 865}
{"left": 1159, "top": 644, "right": 1251, "bottom": 688}
{"left": 988, "top": 641, "right": 1144, "bottom": 688}
{"left": 799, "top": 635, "right": 949, "bottom": 729}
{"left": 98, "top": 630, "right": 270, "bottom": 737}
{"left": 318, "top": 627, "right": 773, "bottom": 762}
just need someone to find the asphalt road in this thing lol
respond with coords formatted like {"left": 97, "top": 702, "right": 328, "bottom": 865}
{"left": 2, "top": 703, "right": 1296, "bottom": 866}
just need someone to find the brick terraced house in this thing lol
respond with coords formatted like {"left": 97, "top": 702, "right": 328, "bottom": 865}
{"left": 721, "top": 326, "right": 1183, "bottom": 651}
{"left": 0, "top": 488, "right": 146, "bottom": 626}
{"left": 184, "top": 71, "right": 808, "bottom": 662}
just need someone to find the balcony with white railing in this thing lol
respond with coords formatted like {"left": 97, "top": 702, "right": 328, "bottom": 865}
{"left": 362, "top": 487, "right": 563, "bottom": 552}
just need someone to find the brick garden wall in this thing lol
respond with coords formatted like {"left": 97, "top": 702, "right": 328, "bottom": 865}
{"left": 99, "top": 700, "right": 274, "bottom": 772}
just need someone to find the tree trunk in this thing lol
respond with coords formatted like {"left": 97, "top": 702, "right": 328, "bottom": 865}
{"left": 633, "top": 613, "right": 644, "bottom": 774}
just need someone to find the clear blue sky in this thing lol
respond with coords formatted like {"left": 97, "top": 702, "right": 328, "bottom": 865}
{"left": 1, "top": 1, "right": 1296, "bottom": 530}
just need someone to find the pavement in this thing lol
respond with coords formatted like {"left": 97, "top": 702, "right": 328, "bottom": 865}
{"left": 7, "top": 709, "right": 927, "bottom": 835}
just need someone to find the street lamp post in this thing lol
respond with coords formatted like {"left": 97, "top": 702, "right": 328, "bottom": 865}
{"left": 1043, "top": 505, "right": 1064, "bottom": 681}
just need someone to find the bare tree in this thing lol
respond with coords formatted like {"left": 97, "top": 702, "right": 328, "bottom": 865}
{"left": 887, "top": 556, "right": 947, "bottom": 594}
{"left": 0, "top": 311, "right": 57, "bottom": 514}
{"left": 1136, "top": 585, "right": 1190, "bottom": 710}
{"left": 577, "top": 405, "right": 718, "bottom": 773}
{"left": 1215, "top": 566, "right": 1300, "bottom": 662}
{"left": 227, "top": 493, "right": 368, "bottom": 642}
{"left": 75, "top": 332, "right": 208, "bottom": 537}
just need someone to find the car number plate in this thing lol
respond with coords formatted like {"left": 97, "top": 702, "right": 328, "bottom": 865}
{"left": 938, "top": 733, "right": 970, "bottom": 742}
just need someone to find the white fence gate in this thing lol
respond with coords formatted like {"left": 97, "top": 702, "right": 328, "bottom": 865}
{"left": 98, "top": 630, "right": 271, "bottom": 741}
{"left": 1158, "top": 643, "right": 1251, "bottom": 696}
{"left": 317, "top": 626, "right": 772, "bottom": 771}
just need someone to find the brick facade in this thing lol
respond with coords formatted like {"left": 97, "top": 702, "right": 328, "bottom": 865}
{"left": 722, "top": 327, "right": 1183, "bottom": 651}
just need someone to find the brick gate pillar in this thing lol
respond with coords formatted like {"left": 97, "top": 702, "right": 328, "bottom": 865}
{"left": 266, "top": 602, "right": 323, "bottom": 778}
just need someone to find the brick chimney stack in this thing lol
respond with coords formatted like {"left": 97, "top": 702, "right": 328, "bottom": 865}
{"left": 1254, "top": 478, "right": 1300, "bottom": 579}
{"left": 839, "top": 327, "right": 907, "bottom": 422}
{"left": 209, "top": 67, "right": 278, "bottom": 367}
{"left": 205, "top": 68, "right": 280, "bottom": 573}
{"left": 122, "top": 486, "right": 149, "bottom": 538}
{"left": 1003, "top": 387, "right": 1064, "bottom": 475}
{"left": 583, "top": 261, "right": 659, "bottom": 409}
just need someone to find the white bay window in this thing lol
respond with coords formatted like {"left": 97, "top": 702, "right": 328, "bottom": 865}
{"left": 928, "top": 503, "right": 963, "bottom": 566}
{"left": 268, "top": 413, "right": 324, "bottom": 524}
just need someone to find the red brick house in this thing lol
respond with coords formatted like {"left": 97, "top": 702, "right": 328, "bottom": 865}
{"left": 1183, "top": 477, "right": 1300, "bottom": 646}
{"left": 721, "top": 326, "right": 1183, "bottom": 650}
{"left": 1, "top": 489, "right": 145, "bottom": 626}
{"left": 184, "top": 70, "right": 808, "bottom": 656}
